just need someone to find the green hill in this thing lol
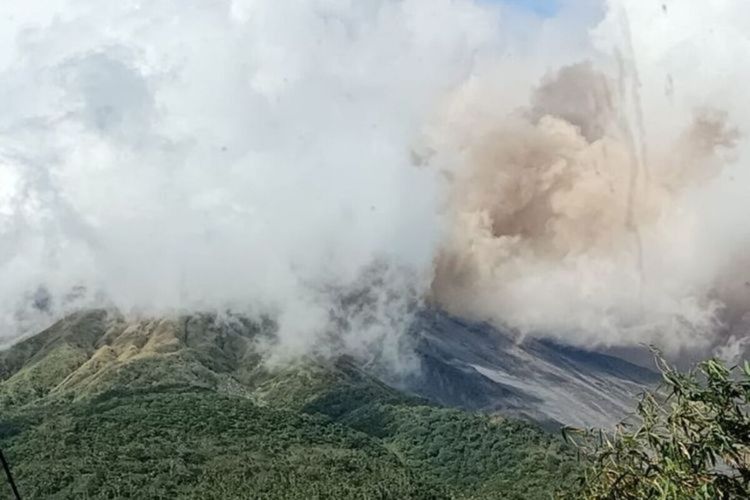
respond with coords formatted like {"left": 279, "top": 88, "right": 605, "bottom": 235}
{"left": 0, "top": 310, "right": 580, "bottom": 499}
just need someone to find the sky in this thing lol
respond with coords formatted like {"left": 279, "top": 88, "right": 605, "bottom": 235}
{"left": 497, "top": 0, "right": 560, "bottom": 17}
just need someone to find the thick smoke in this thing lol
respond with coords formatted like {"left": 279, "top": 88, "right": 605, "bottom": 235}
{"left": 428, "top": 0, "right": 750, "bottom": 357}
{"left": 1, "top": 0, "right": 750, "bottom": 364}
{"left": 429, "top": 68, "right": 739, "bottom": 353}
{"left": 0, "top": 0, "right": 503, "bottom": 363}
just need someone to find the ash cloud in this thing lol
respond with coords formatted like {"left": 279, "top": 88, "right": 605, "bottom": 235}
{"left": 429, "top": 73, "right": 739, "bottom": 353}
{"left": 428, "top": 0, "right": 750, "bottom": 357}
{"left": 2, "top": 0, "right": 750, "bottom": 364}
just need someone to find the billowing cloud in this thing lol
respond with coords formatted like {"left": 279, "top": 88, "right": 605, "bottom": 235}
{"left": 1, "top": 0, "right": 749, "bottom": 364}
{"left": 0, "top": 0, "right": 505, "bottom": 359}
{"left": 428, "top": 0, "right": 750, "bottom": 358}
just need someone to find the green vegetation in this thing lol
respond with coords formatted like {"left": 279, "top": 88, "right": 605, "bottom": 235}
{"left": 1, "top": 392, "right": 442, "bottom": 499}
{"left": 0, "top": 311, "right": 579, "bottom": 499}
{"left": 567, "top": 356, "right": 750, "bottom": 499}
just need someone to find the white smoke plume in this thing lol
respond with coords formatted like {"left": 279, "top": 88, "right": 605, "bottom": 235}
{"left": 1, "top": 0, "right": 749, "bottom": 363}
{"left": 0, "top": 0, "right": 502, "bottom": 361}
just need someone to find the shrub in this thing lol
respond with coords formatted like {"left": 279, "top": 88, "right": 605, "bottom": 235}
{"left": 566, "top": 355, "right": 750, "bottom": 499}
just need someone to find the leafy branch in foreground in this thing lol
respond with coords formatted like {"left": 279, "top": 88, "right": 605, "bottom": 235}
{"left": 564, "top": 354, "right": 750, "bottom": 499}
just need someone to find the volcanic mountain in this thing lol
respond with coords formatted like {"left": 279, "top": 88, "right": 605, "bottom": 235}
{"left": 0, "top": 308, "right": 654, "bottom": 498}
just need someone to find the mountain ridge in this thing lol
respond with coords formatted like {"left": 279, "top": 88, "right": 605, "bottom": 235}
{"left": 0, "top": 308, "right": 657, "bottom": 427}
{"left": 0, "top": 308, "right": 582, "bottom": 499}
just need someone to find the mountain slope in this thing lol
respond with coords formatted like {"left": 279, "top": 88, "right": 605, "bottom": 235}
{"left": 0, "top": 310, "right": 580, "bottom": 499}
{"left": 399, "top": 311, "right": 659, "bottom": 429}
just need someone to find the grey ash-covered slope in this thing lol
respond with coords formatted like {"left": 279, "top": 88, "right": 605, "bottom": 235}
{"left": 397, "top": 310, "right": 659, "bottom": 429}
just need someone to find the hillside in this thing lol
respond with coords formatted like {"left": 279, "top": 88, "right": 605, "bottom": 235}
{"left": 399, "top": 311, "right": 659, "bottom": 429}
{"left": 0, "top": 310, "right": 580, "bottom": 499}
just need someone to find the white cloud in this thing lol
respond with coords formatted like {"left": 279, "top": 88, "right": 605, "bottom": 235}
{"left": 0, "top": 0, "right": 503, "bottom": 358}
{"left": 2, "top": 0, "right": 749, "bottom": 362}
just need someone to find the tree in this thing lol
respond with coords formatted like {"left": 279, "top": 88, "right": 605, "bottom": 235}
{"left": 565, "top": 355, "right": 750, "bottom": 499}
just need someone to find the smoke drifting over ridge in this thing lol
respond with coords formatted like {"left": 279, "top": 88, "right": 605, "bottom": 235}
{"left": 1, "top": 0, "right": 750, "bottom": 363}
